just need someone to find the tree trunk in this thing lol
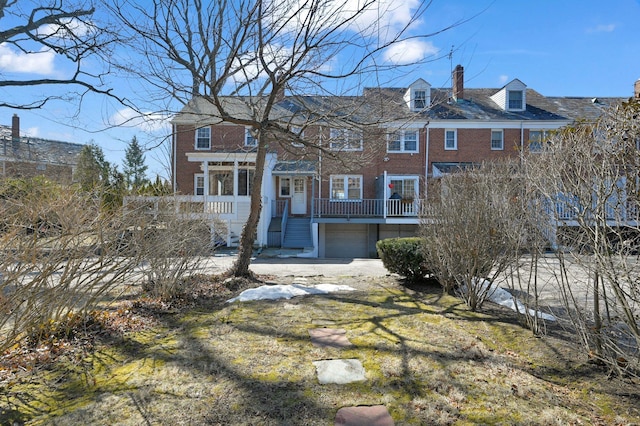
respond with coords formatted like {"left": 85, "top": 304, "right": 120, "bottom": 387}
{"left": 229, "top": 135, "right": 268, "bottom": 277}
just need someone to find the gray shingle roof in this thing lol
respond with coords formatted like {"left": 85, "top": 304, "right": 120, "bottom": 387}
{"left": 173, "top": 85, "right": 626, "bottom": 126}
{"left": 0, "top": 125, "right": 83, "bottom": 165}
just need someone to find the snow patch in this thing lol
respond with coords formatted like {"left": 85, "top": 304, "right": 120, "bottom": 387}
{"left": 227, "top": 283, "right": 356, "bottom": 303}
{"left": 472, "top": 279, "right": 556, "bottom": 321}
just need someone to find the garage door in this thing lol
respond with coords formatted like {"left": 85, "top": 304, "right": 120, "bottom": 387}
{"left": 324, "top": 224, "right": 368, "bottom": 258}
{"left": 379, "top": 224, "right": 419, "bottom": 240}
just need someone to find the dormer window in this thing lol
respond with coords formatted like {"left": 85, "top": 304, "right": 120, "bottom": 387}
{"left": 404, "top": 78, "right": 431, "bottom": 111}
{"left": 508, "top": 90, "right": 523, "bottom": 110}
{"left": 490, "top": 79, "right": 527, "bottom": 112}
{"left": 414, "top": 90, "right": 427, "bottom": 109}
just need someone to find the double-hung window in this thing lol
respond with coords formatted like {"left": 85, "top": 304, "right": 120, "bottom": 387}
{"left": 444, "top": 129, "right": 457, "bottom": 150}
{"left": 279, "top": 177, "right": 291, "bottom": 197}
{"left": 194, "top": 174, "right": 204, "bottom": 195}
{"left": 195, "top": 127, "right": 211, "bottom": 150}
{"left": 508, "top": 90, "right": 523, "bottom": 110}
{"left": 330, "top": 175, "right": 362, "bottom": 200}
{"left": 329, "top": 128, "right": 363, "bottom": 151}
{"left": 491, "top": 130, "right": 504, "bottom": 150}
{"left": 414, "top": 90, "right": 427, "bottom": 109}
{"left": 245, "top": 128, "right": 257, "bottom": 146}
{"left": 388, "top": 130, "right": 418, "bottom": 153}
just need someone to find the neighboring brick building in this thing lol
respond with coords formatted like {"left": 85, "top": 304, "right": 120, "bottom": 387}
{"left": 0, "top": 114, "right": 83, "bottom": 184}
{"left": 171, "top": 66, "right": 630, "bottom": 258}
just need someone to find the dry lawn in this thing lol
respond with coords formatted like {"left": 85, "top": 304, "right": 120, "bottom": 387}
{"left": 1, "top": 274, "right": 639, "bottom": 425}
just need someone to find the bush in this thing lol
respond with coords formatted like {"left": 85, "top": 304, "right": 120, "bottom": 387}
{"left": 377, "top": 237, "right": 429, "bottom": 281}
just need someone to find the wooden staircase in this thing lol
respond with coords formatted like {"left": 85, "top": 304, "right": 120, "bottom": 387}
{"left": 282, "top": 217, "right": 313, "bottom": 248}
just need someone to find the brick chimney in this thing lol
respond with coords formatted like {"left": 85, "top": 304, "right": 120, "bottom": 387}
{"left": 11, "top": 114, "right": 20, "bottom": 141}
{"left": 453, "top": 65, "right": 464, "bottom": 101}
{"left": 635, "top": 78, "right": 640, "bottom": 99}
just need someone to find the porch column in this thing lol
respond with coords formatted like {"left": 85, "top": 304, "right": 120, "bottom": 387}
{"left": 233, "top": 159, "right": 239, "bottom": 196}
{"left": 383, "top": 170, "right": 388, "bottom": 219}
{"left": 203, "top": 159, "right": 209, "bottom": 196}
{"left": 311, "top": 175, "right": 315, "bottom": 218}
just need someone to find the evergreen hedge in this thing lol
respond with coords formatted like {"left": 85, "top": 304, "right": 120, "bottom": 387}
{"left": 376, "top": 237, "right": 429, "bottom": 281}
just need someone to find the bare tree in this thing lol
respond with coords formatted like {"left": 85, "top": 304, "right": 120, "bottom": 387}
{"left": 524, "top": 99, "right": 640, "bottom": 375}
{"left": 0, "top": 178, "right": 139, "bottom": 353}
{"left": 108, "top": 0, "right": 466, "bottom": 277}
{"left": 0, "top": 0, "right": 119, "bottom": 109}
{"left": 421, "top": 161, "right": 523, "bottom": 311}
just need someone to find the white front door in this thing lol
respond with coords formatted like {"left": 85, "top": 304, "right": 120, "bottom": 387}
{"left": 291, "top": 177, "right": 306, "bottom": 215}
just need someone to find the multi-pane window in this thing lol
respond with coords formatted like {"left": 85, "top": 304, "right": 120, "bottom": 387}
{"left": 237, "top": 169, "right": 254, "bottom": 196}
{"left": 444, "top": 129, "right": 457, "bottom": 150}
{"left": 245, "top": 128, "right": 257, "bottom": 146}
{"left": 330, "top": 175, "right": 362, "bottom": 200}
{"left": 194, "top": 174, "right": 204, "bottom": 195}
{"left": 491, "top": 130, "right": 504, "bottom": 150}
{"left": 280, "top": 177, "right": 291, "bottom": 197}
{"left": 329, "top": 128, "right": 363, "bottom": 151}
{"left": 388, "top": 130, "right": 418, "bottom": 153}
{"left": 529, "top": 130, "right": 551, "bottom": 152}
{"left": 414, "top": 90, "right": 427, "bottom": 109}
{"left": 508, "top": 90, "right": 523, "bottom": 110}
{"left": 389, "top": 177, "right": 417, "bottom": 199}
{"left": 195, "top": 127, "right": 211, "bottom": 149}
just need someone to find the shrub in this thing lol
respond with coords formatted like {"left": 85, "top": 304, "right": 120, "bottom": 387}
{"left": 377, "top": 237, "right": 429, "bottom": 281}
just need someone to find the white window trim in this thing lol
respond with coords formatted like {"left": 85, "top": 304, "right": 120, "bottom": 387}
{"left": 279, "top": 177, "right": 292, "bottom": 197}
{"left": 195, "top": 127, "right": 211, "bottom": 150}
{"left": 194, "top": 173, "right": 204, "bottom": 195}
{"left": 444, "top": 129, "right": 457, "bottom": 150}
{"left": 507, "top": 90, "right": 524, "bottom": 110}
{"left": 387, "top": 129, "right": 419, "bottom": 153}
{"left": 329, "top": 128, "right": 363, "bottom": 151}
{"left": 291, "top": 127, "right": 304, "bottom": 147}
{"left": 414, "top": 90, "right": 427, "bottom": 110}
{"left": 245, "top": 128, "right": 257, "bottom": 146}
{"left": 491, "top": 129, "right": 504, "bottom": 150}
{"left": 330, "top": 174, "right": 363, "bottom": 201}
{"left": 387, "top": 176, "right": 419, "bottom": 199}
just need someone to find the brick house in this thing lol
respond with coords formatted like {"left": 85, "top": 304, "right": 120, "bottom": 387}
{"left": 171, "top": 66, "right": 630, "bottom": 258}
{"left": 0, "top": 114, "right": 83, "bottom": 184}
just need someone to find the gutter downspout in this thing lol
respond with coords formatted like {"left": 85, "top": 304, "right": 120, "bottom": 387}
{"left": 424, "top": 122, "right": 430, "bottom": 199}
{"left": 520, "top": 121, "right": 524, "bottom": 154}
{"left": 172, "top": 124, "right": 177, "bottom": 193}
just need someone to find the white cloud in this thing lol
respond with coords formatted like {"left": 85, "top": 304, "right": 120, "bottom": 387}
{"left": 24, "top": 127, "right": 39, "bottom": 138}
{"left": 230, "top": 43, "right": 294, "bottom": 84}
{"left": 0, "top": 44, "right": 55, "bottom": 75}
{"left": 110, "top": 108, "right": 170, "bottom": 133}
{"left": 37, "top": 18, "right": 93, "bottom": 38}
{"left": 268, "top": 0, "right": 423, "bottom": 41}
{"left": 587, "top": 23, "right": 616, "bottom": 33}
{"left": 498, "top": 75, "right": 509, "bottom": 85}
{"left": 382, "top": 39, "right": 438, "bottom": 65}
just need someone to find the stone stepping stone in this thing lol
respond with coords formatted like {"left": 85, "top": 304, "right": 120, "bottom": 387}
{"left": 335, "top": 405, "right": 395, "bottom": 426}
{"left": 312, "top": 359, "right": 366, "bottom": 384}
{"left": 309, "top": 328, "right": 352, "bottom": 348}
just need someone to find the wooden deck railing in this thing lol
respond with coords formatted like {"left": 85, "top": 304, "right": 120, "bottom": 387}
{"left": 312, "top": 198, "right": 432, "bottom": 219}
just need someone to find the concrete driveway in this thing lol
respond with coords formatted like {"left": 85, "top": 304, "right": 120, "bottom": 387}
{"left": 200, "top": 251, "right": 389, "bottom": 278}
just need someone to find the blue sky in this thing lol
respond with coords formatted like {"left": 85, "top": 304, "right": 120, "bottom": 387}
{"left": 1, "top": 0, "right": 639, "bottom": 179}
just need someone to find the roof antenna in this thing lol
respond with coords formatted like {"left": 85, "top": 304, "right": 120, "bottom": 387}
{"left": 448, "top": 45, "right": 454, "bottom": 101}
